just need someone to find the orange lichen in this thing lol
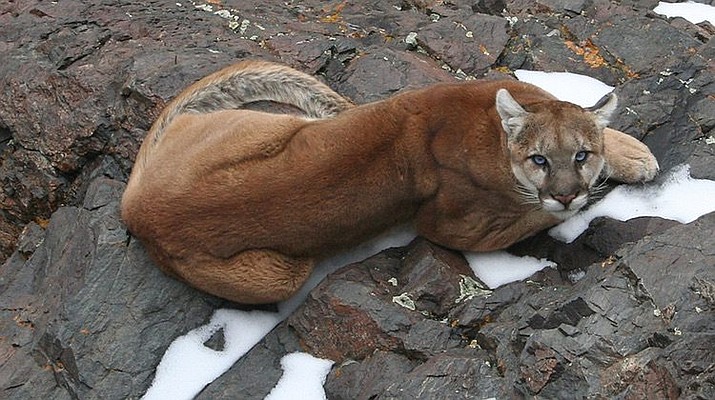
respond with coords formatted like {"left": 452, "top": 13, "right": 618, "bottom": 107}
{"left": 601, "top": 255, "right": 618, "bottom": 268}
{"left": 565, "top": 39, "right": 606, "bottom": 68}
{"left": 14, "top": 314, "right": 35, "bottom": 329}
{"left": 319, "top": 1, "right": 346, "bottom": 24}
{"left": 34, "top": 217, "right": 50, "bottom": 229}
{"left": 564, "top": 38, "right": 639, "bottom": 79}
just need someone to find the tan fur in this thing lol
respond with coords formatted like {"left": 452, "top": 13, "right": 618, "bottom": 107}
{"left": 121, "top": 61, "right": 659, "bottom": 304}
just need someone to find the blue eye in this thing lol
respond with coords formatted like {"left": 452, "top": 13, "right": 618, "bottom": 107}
{"left": 531, "top": 155, "right": 548, "bottom": 166}
{"left": 575, "top": 151, "right": 588, "bottom": 162}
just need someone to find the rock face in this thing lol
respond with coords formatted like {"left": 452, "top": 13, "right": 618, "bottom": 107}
{"left": 1, "top": 0, "right": 714, "bottom": 399}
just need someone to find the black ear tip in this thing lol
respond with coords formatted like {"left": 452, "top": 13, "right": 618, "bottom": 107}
{"left": 588, "top": 92, "right": 617, "bottom": 112}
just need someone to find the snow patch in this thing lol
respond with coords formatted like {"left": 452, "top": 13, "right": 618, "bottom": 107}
{"left": 465, "top": 251, "right": 557, "bottom": 289}
{"left": 142, "top": 309, "right": 282, "bottom": 400}
{"left": 265, "top": 353, "right": 334, "bottom": 400}
{"left": 514, "top": 69, "right": 614, "bottom": 107}
{"left": 654, "top": 1, "right": 715, "bottom": 25}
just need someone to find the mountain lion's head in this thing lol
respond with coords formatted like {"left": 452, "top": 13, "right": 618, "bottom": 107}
{"left": 496, "top": 89, "right": 617, "bottom": 220}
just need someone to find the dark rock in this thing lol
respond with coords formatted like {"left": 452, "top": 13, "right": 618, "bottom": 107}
{"left": 334, "top": 48, "right": 454, "bottom": 104}
{"left": 497, "top": 16, "right": 628, "bottom": 86}
{"left": 0, "top": 177, "right": 225, "bottom": 399}
{"left": 1, "top": 0, "right": 714, "bottom": 399}
{"left": 377, "top": 348, "right": 506, "bottom": 398}
{"left": 325, "top": 351, "right": 418, "bottom": 400}
{"left": 215, "top": 214, "right": 715, "bottom": 398}
{"left": 0, "top": 0, "right": 268, "bottom": 259}
{"left": 538, "top": 0, "right": 589, "bottom": 14}
{"left": 416, "top": 13, "right": 510, "bottom": 75}
{"left": 203, "top": 329, "right": 226, "bottom": 352}
{"left": 593, "top": 16, "right": 701, "bottom": 76}
{"left": 286, "top": 241, "right": 467, "bottom": 362}
{"left": 508, "top": 215, "right": 681, "bottom": 278}
{"left": 473, "top": 0, "right": 507, "bottom": 15}
{"left": 469, "top": 213, "right": 715, "bottom": 398}
{"left": 526, "top": 297, "right": 595, "bottom": 329}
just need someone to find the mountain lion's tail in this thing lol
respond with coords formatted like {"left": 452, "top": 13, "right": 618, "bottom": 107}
{"left": 142, "top": 60, "right": 353, "bottom": 157}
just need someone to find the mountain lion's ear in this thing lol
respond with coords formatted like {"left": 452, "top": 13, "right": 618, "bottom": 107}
{"left": 496, "top": 89, "right": 528, "bottom": 138}
{"left": 587, "top": 92, "right": 618, "bottom": 130}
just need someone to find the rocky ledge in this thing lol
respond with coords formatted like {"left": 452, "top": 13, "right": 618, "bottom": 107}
{"left": 1, "top": 0, "right": 714, "bottom": 398}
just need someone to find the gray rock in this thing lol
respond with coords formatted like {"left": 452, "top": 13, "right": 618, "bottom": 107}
{"left": 1, "top": 0, "right": 714, "bottom": 399}
{"left": 325, "top": 351, "right": 418, "bottom": 400}
{"left": 416, "top": 13, "right": 510, "bottom": 75}
{"left": 0, "top": 177, "right": 224, "bottom": 399}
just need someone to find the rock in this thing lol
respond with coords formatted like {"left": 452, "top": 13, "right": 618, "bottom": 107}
{"left": 538, "top": 0, "right": 589, "bottom": 14}
{"left": 333, "top": 48, "right": 454, "bottom": 104}
{"left": 0, "top": 177, "right": 226, "bottom": 399}
{"left": 593, "top": 16, "right": 701, "bottom": 77}
{"left": 0, "top": 0, "right": 268, "bottom": 259}
{"left": 213, "top": 213, "right": 715, "bottom": 398}
{"left": 452, "top": 213, "right": 715, "bottom": 398}
{"left": 286, "top": 241, "right": 469, "bottom": 363}
{"left": 416, "top": 13, "right": 510, "bottom": 75}
{"left": 1, "top": 0, "right": 714, "bottom": 398}
{"left": 473, "top": 0, "right": 508, "bottom": 16}
{"left": 507, "top": 215, "right": 680, "bottom": 281}
{"left": 325, "top": 350, "right": 419, "bottom": 399}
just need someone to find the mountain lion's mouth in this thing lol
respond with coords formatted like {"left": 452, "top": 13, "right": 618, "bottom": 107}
{"left": 541, "top": 192, "right": 588, "bottom": 219}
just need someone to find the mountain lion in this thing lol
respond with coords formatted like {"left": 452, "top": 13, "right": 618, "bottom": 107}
{"left": 121, "top": 61, "right": 659, "bottom": 303}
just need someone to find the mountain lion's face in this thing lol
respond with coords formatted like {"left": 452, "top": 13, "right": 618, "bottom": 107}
{"left": 496, "top": 90, "right": 617, "bottom": 219}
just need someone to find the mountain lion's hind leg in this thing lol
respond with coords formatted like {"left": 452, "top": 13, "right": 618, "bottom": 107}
{"left": 603, "top": 127, "right": 659, "bottom": 183}
{"left": 174, "top": 249, "right": 315, "bottom": 304}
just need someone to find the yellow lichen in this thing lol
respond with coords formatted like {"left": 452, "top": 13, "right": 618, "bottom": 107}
{"left": 34, "top": 217, "right": 50, "bottom": 229}
{"left": 564, "top": 39, "right": 639, "bottom": 79}
{"left": 319, "top": 1, "right": 346, "bottom": 24}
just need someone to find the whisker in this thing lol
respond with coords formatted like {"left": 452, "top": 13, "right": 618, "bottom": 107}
{"left": 587, "top": 176, "right": 612, "bottom": 202}
{"left": 600, "top": 166, "right": 613, "bottom": 182}
{"left": 513, "top": 183, "right": 542, "bottom": 209}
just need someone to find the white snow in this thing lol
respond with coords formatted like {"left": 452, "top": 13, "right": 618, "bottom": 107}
{"left": 513, "top": 70, "right": 614, "bottom": 107}
{"left": 654, "top": 1, "right": 715, "bottom": 25}
{"left": 144, "top": 53, "right": 715, "bottom": 399}
{"left": 265, "top": 353, "right": 334, "bottom": 400}
{"left": 142, "top": 309, "right": 282, "bottom": 400}
{"left": 550, "top": 164, "right": 715, "bottom": 243}
{"left": 464, "top": 251, "right": 557, "bottom": 289}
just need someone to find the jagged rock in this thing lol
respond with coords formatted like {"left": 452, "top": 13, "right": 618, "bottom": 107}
{"left": 507, "top": 215, "right": 680, "bottom": 281}
{"left": 286, "top": 241, "right": 470, "bottom": 363}
{"left": 473, "top": 0, "right": 507, "bottom": 16}
{"left": 0, "top": 0, "right": 267, "bottom": 259}
{"left": 416, "top": 13, "right": 510, "bottom": 75}
{"left": 1, "top": 0, "right": 714, "bottom": 399}
{"left": 0, "top": 177, "right": 226, "bottom": 399}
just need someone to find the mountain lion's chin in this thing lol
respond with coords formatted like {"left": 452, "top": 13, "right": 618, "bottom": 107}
{"left": 547, "top": 208, "right": 581, "bottom": 220}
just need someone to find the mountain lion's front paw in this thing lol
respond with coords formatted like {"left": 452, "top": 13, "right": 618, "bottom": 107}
{"left": 603, "top": 128, "right": 659, "bottom": 183}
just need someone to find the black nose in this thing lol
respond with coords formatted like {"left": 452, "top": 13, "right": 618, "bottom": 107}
{"left": 552, "top": 193, "right": 577, "bottom": 206}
